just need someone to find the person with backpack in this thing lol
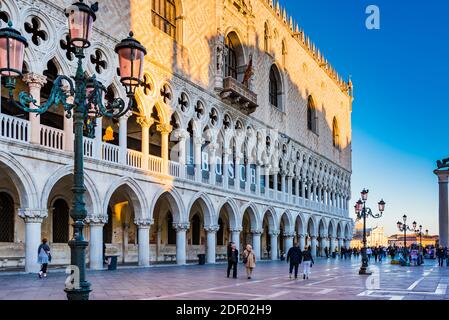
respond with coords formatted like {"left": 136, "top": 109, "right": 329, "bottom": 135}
{"left": 37, "top": 238, "right": 51, "bottom": 279}
{"left": 302, "top": 247, "right": 314, "bottom": 280}
{"left": 287, "top": 241, "right": 302, "bottom": 279}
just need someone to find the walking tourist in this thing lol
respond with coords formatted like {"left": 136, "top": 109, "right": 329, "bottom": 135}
{"left": 287, "top": 241, "right": 302, "bottom": 279}
{"left": 302, "top": 247, "right": 314, "bottom": 280}
{"left": 436, "top": 246, "right": 444, "bottom": 267}
{"left": 37, "top": 238, "right": 51, "bottom": 279}
{"left": 227, "top": 242, "right": 238, "bottom": 278}
{"left": 243, "top": 244, "right": 256, "bottom": 279}
{"left": 367, "top": 247, "right": 372, "bottom": 261}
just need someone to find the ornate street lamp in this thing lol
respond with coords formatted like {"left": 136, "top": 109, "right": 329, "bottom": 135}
{"left": 0, "top": 1, "right": 146, "bottom": 300}
{"left": 354, "top": 189, "right": 385, "bottom": 275}
{"left": 396, "top": 214, "right": 416, "bottom": 250}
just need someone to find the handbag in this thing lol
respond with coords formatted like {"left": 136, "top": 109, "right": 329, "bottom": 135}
{"left": 47, "top": 252, "right": 52, "bottom": 263}
{"left": 242, "top": 252, "right": 248, "bottom": 264}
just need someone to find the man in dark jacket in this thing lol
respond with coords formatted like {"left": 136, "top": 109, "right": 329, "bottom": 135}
{"left": 287, "top": 242, "right": 302, "bottom": 279}
{"left": 227, "top": 242, "right": 239, "bottom": 278}
{"left": 437, "top": 246, "right": 444, "bottom": 267}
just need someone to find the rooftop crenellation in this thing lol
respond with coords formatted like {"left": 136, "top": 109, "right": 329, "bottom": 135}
{"left": 260, "top": 0, "right": 352, "bottom": 97}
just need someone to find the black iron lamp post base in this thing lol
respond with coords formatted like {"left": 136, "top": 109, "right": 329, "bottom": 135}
{"left": 358, "top": 267, "right": 372, "bottom": 275}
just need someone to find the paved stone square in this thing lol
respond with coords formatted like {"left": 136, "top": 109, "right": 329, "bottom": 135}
{"left": 0, "top": 257, "right": 448, "bottom": 300}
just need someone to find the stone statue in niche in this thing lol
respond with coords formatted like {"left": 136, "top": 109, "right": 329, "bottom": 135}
{"left": 242, "top": 54, "right": 253, "bottom": 88}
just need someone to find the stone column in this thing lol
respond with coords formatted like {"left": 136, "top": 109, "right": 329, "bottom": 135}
{"left": 320, "top": 234, "right": 328, "bottom": 256}
{"left": 281, "top": 173, "right": 286, "bottom": 194}
{"left": 230, "top": 228, "right": 242, "bottom": 252}
{"left": 223, "top": 148, "right": 230, "bottom": 189}
{"left": 435, "top": 169, "right": 449, "bottom": 247}
{"left": 137, "top": 117, "right": 153, "bottom": 171}
{"left": 157, "top": 123, "right": 173, "bottom": 174}
{"left": 135, "top": 218, "right": 153, "bottom": 267}
{"left": 19, "top": 209, "right": 48, "bottom": 273}
{"left": 173, "top": 223, "right": 189, "bottom": 265}
{"left": 269, "top": 231, "right": 279, "bottom": 260}
{"left": 194, "top": 136, "right": 203, "bottom": 182}
{"left": 338, "top": 237, "right": 344, "bottom": 252}
{"left": 255, "top": 163, "right": 261, "bottom": 196}
{"left": 85, "top": 215, "right": 107, "bottom": 270}
{"left": 330, "top": 237, "right": 336, "bottom": 254}
{"left": 205, "top": 225, "right": 219, "bottom": 264}
{"left": 344, "top": 238, "right": 351, "bottom": 249}
{"left": 298, "top": 234, "right": 306, "bottom": 251}
{"left": 265, "top": 165, "right": 271, "bottom": 194}
{"left": 283, "top": 232, "right": 295, "bottom": 254}
{"left": 301, "top": 178, "right": 306, "bottom": 198}
{"left": 22, "top": 73, "right": 47, "bottom": 145}
{"left": 118, "top": 111, "right": 131, "bottom": 164}
{"left": 251, "top": 229, "right": 262, "bottom": 261}
{"left": 234, "top": 155, "right": 241, "bottom": 190}
{"left": 209, "top": 143, "right": 218, "bottom": 185}
{"left": 310, "top": 235, "right": 318, "bottom": 257}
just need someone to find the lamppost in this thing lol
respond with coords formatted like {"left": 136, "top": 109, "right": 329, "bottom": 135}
{"left": 415, "top": 224, "right": 423, "bottom": 249}
{"left": 396, "top": 215, "right": 416, "bottom": 250}
{"left": 354, "top": 189, "right": 386, "bottom": 275}
{"left": 0, "top": 1, "right": 147, "bottom": 300}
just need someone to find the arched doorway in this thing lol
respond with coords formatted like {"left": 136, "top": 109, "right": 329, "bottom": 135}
{"left": 0, "top": 192, "right": 14, "bottom": 243}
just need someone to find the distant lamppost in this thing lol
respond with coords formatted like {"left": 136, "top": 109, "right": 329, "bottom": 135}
{"left": 0, "top": 1, "right": 147, "bottom": 300}
{"left": 415, "top": 224, "right": 423, "bottom": 249}
{"left": 354, "top": 189, "right": 386, "bottom": 275}
{"left": 396, "top": 215, "right": 416, "bottom": 250}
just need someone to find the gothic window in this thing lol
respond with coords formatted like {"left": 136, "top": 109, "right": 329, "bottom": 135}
{"left": 0, "top": 192, "right": 14, "bottom": 243}
{"left": 332, "top": 117, "right": 340, "bottom": 149}
{"left": 269, "top": 65, "right": 282, "bottom": 109}
{"left": 90, "top": 49, "right": 107, "bottom": 74}
{"left": 167, "top": 212, "right": 176, "bottom": 244}
{"left": 0, "top": 11, "right": 9, "bottom": 24}
{"left": 217, "top": 218, "right": 224, "bottom": 246}
{"left": 178, "top": 92, "right": 189, "bottom": 112}
{"left": 224, "top": 36, "right": 237, "bottom": 79}
{"left": 103, "top": 206, "right": 113, "bottom": 244}
{"left": 191, "top": 214, "right": 201, "bottom": 245}
{"left": 281, "top": 40, "right": 287, "bottom": 66}
{"left": 307, "top": 95, "right": 318, "bottom": 134}
{"left": 152, "top": 0, "right": 176, "bottom": 39}
{"left": 52, "top": 198, "right": 69, "bottom": 243}
{"left": 41, "top": 60, "right": 64, "bottom": 130}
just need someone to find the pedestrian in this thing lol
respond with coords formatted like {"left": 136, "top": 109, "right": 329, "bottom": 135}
{"left": 324, "top": 246, "right": 329, "bottom": 258}
{"left": 436, "top": 246, "right": 444, "bottom": 267}
{"left": 373, "top": 247, "right": 378, "bottom": 262}
{"left": 287, "top": 241, "right": 302, "bottom": 279}
{"left": 243, "top": 244, "right": 256, "bottom": 279}
{"left": 445, "top": 247, "right": 449, "bottom": 267}
{"left": 37, "top": 238, "right": 51, "bottom": 279}
{"left": 367, "top": 247, "right": 372, "bottom": 261}
{"left": 302, "top": 247, "right": 314, "bottom": 280}
{"left": 227, "top": 242, "right": 239, "bottom": 278}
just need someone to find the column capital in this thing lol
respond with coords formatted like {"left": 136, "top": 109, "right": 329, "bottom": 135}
{"left": 251, "top": 229, "right": 263, "bottom": 235}
{"left": 22, "top": 72, "right": 47, "bottom": 88}
{"left": 204, "top": 224, "right": 220, "bottom": 233}
{"left": 157, "top": 123, "right": 173, "bottom": 134}
{"left": 230, "top": 227, "right": 242, "bottom": 233}
{"left": 283, "top": 231, "right": 296, "bottom": 238}
{"left": 173, "top": 222, "right": 190, "bottom": 231}
{"left": 297, "top": 234, "right": 305, "bottom": 239}
{"left": 136, "top": 116, "right": 154, "bottom": 128}
{"left": 269, "top": 230, "right": 280, "bottom": 237}
{"left": 193, "top": 136, "right": 204, "bottom": 145}
{"left": 134, "top": 218, "right": 154, "bottom": 227}
{"left": 19, "top": 208, "right": 48, "bottom": 223}
{"left": 85, "top": 214, "right": 108, "bottom": 226}
{"left": 434, "top": 169, "right": 449, "bottom": 182}
{"left": 121, "top": 110, "right": 133, "bottom": 120}
{"left": 172, "top": 129, "right": 189, "bottom": 140}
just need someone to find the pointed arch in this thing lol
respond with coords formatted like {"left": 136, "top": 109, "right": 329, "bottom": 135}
{"left": 307, "top": 95, "right": 318, "bottom": 134}
{"left": 240, "top": 202, "right": 260, "bottom": 230}
{"left": 187, "top": 192, "right": 216, "bottom": 227}
{"left": 332, "top": 116, "right": 340, "bottom": 149}
{"left": 217, "top": 197, "right": 240, "bottom": 230}
{"left": 149, "top": 186, "right": 185, "bottom": 223}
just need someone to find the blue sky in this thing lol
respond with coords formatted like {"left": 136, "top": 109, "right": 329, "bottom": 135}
{"left": 283, "top": 0, "right": 449, "bottom": 235}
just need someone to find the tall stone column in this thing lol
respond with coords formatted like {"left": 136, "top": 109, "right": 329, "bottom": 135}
{"left": 223, "top": 148, "right": 230, "bottom": 189}
{"left": 344, "top": 238, "right": 351, "bottom": 249}
{"left": 173, "top": 129, "right": 188, "bottom": 178}
{"left": 135, "top": 218, "right": 153, "bottom": 267}
{"left": 209, "top": 143, "right": 218, "bottom": 185}
{"left": 205, "top": 225, "right": 219, "bottom": 264}
{"left": 234, "top": 156, "right": 241, "bottom": 191}
{"left": 137, "top": 117, "right": 153, "bottom": 171}
{"left": 19, "top": 209, "right": 48, "bottom": 273}
{"left": 435, "top": 169, "right": 449, "bottom": 247}
{"left": 265, "top": 165, "right": 271, "bottom": 194}
{"left": 310, "top": 235, "right": 318, "bottom": 257}
{"left": 174, "top": 223, "right": 189, "bottom": 265}
{"left": 85, "top": 215, "right": 107, "bottom": 270}
{"left": 157, "top": 123, "right": 173, "bottom": 174}
{"left": 338, "top": 237, "right": 344, "bottom": 252}
{"left": 320, "top": 234, "right": 328, "bottom": 256}
{"left": 251, "top": 229, "right": 262, "bottom": 261}
{"left": 255, "top": 163, "right": 261, "bottom": 196}
{"left": 283, "top": 232, "right": 295, "bottom": 254}
{"left": 230, "top": 228, "right": 242, "bottom": 252}
{"left": 118, "top": 111, "right": 131, "bottom": 164}
{"left": 269, "top": 231, "right": 279, "bottom": 260}
{"left": 22, "top": 73, "right": 47, "bottom": 145}
{"left": 301, "top": 178, "right": 306, "bottom": 199}
{"left": 298, "top": 234, "right": 306, "bottom": 251}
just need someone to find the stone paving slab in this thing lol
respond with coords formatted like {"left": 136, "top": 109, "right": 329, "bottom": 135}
{"left": 0, "top": 258, "right": 448, "bottom": 300}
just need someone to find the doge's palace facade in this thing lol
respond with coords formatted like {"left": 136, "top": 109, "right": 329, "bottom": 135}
{"left": 0, "top": 0, "right": 353, "bottom": 272}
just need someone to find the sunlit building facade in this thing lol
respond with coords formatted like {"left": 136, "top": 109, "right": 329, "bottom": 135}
{"left": 0, "top": 0, "right": 353, "bottom": 272}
